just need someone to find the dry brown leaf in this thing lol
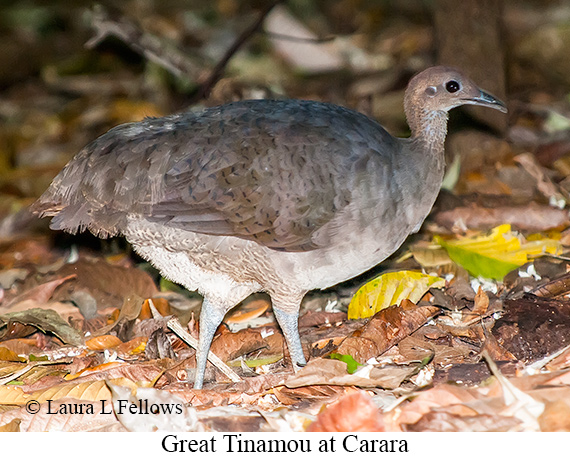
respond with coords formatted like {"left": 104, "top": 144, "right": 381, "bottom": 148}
{"left": 0, "top": 238, "right": 59, "bottom": 270}
{"left": 166, "top": 388, "right": 264, "bottom": 407}
{"left": 50, "top": 258, "right": 159, "bottom": 310}
{"left": 398, "top": 334, "right": 474, "bottom": 366}
{"left": 336, "top": 299, "right": 440, "bottom": 364}
{"left": 0, "top": 361, "right": 29, "bottom": 381}
{"left": 91, "top": 295, "right": 144, "bottom": 337}
{"left": 273, "top": 384, "right": 355, "bottom": 407}
{"left": 410, "top": 244, "right": 454, "bottom": 268}
{"left": 483, "top": 352, "right": 545, "bottom": 430}
{"left": 473, "top": 325, "right": 517, "bottom": 361}
{"left": 66, "top": 361, "right": 165, "bottom": 386}
{"left": 403, "top": 410, "right": 521, "bottom": 432}
{"left": 395, "top": 384, "right": 482, "bottom": 427}
{"left": 532, "top": 271, "right": 570, "bottom": 298}
{"left": 210, "top": 327, "right": 267, "bottom": 362}
{"left": 116, "top": 336, "right": 148, "bottom": 358}
{"left": 285, "top": 358, "right": 418, "bottom": 390}
{"left": 85, "top": 335, "right": 122, "bottom": 350}
{"left": 522, "top": 385, "right": 570, "bottom": 416}
{"left": 514, "top": 152, "right": 568, "bottom": 205}
{"left": 539, "top": 400, "right": 570, "bottom": 431}
{"left": 145, "top": 328, "right": 175, "bottom": 360}
{"left": 435, "top": 203, "right": 570, "bottom": 232}
{"left": 4, "top": 300, "right": 83, "bottom": 322}
{"left": 308, "top": 391, "right": 385, "bottom": 432}
{"left": 0, "top": 379, "right": 114, "bottom": 405}
{"left": 11, "top": 363, "right": 70, "bottom": 387}
{"left": 546, "top": 345, "right": 570, "bottom": 371}
{"left": 0, "top": 321, "right": 37, "bottom": 340}
{"left": 0, "top": 418, "right": 21, "bottom": 432}
{"left": 488, "top": 370, "right": 570, "bottom": 393}
{"left": 435, "top": 319, "right": 479, "bottom": 337}
{"left": 0, "top": 339, "right": 41, "bottom": 357}
{"left": 397, "top": 336, "right": 435, "bottom": 363}
{"left": 0, "top": 400, "right": 125, "bottom": 432}
{"left": 4, "top": 275, "right": 76, "bottom": 308}
{"left": 0, "top": 308, "right": 83, "bottom": 346}
{"left": 472, "top": 287, "right": 489, "bottom": 315}
{"left": 225, "top": 298, "right": 270, "bottom": 324}
{"left": 311, "top": 336, "right": 346, "bottom": 351}
{"left": 197, "top": 407, "right": 269, "bottom": 432}
{"left": 139, "top": 297, "right": 170, "bottom": 320}
{"left": 299, "top": 310, "right": 347, "bottom": 328}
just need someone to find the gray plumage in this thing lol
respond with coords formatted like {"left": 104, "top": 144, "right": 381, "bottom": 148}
{"left": 32, "top": 66, "right": 507, "bottom": 388}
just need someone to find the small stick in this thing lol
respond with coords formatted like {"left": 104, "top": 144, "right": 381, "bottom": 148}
{"left": 85, "top": 3, "right": 284, "bottom": 103}
{"left": 86, "top": 5, "right": 207, "bottom": 82}
{"left": 193, "top": 0, "right": 285, "bottom": 100}
{"left": 147, "top": 299, "right": 241, "bottom": 383}
{"left": 263, "top": 31, "right": 335, "bottom": 44}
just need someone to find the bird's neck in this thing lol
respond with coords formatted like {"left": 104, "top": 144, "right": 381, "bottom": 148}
{"left": 404, "top": 90, "right": 449, "bottom": 161}
{"left": 407, "top": 109, "right": 449, "bottom": 157}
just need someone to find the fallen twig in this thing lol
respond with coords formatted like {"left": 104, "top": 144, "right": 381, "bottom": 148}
{"left": 193, "top": 0, "right": 285, "bottom": 101}
{"left": 147, "top": 299, "right": 241, "bottom": 384}
{"left": 86, "top": 5, "right": 208, "bottom": 82}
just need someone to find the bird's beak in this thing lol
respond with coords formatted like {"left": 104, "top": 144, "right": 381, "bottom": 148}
{"left": 462, "top": 90, "right": 508, "bottom": 113}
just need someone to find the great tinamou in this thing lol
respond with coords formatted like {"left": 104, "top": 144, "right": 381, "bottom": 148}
{"left": 32, "top": 66, "right": 507, "bottom": 388}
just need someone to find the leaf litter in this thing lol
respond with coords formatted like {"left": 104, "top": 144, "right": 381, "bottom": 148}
{"left": 3, "top": 237, "right": 570, "bottom": 432}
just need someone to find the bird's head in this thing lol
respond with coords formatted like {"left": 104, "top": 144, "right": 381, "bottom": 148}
{"left": 406, "top": 66, "right": 507, "bottom": 114}
{"left": 403, "top": 66, "right": 507, "bottom": 140}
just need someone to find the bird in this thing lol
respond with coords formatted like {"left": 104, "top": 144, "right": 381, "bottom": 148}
{"left": 32, "top": 66, "right": 507, "bottom": 388}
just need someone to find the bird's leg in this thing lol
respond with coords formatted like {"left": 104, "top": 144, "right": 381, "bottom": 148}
{"left": 194, "top": 298, "right": 225, "bottom": 389}
{"left": 273, "top": 306, "right": 306, "bottom": 372}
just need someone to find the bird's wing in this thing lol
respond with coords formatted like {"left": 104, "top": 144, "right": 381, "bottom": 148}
{"left": 33, "top": 100, "right": 398, "bottom": 251}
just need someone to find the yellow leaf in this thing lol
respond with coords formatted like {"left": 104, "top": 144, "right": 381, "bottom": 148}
{"left": 435, "top": 224, "right": 562, "bottom": 280}
{"left": 348, "top": 270, "right": 445, "bottom": 319}
{"left": 0, "top": 347, "right": 26, "bottom": 363}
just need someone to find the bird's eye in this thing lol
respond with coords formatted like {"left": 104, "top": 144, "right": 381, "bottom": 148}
{"left": 445, "top": 80, "right": 460, "bottom": 93}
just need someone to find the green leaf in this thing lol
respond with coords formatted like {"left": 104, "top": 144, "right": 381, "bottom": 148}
{"left": 29, "top": 354, "right": 49, "bottom": 362}
{"left": 437, "top": 238, "right": 518, "bottom": 280}
{"left": 435, "top": 224, "right": 561, "bottom": 280}
{"left": 329, "top": 353, "right": 362, "bottom": 374}
{"left": 226, "top": 354, "right": 283, "bottom": 368}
